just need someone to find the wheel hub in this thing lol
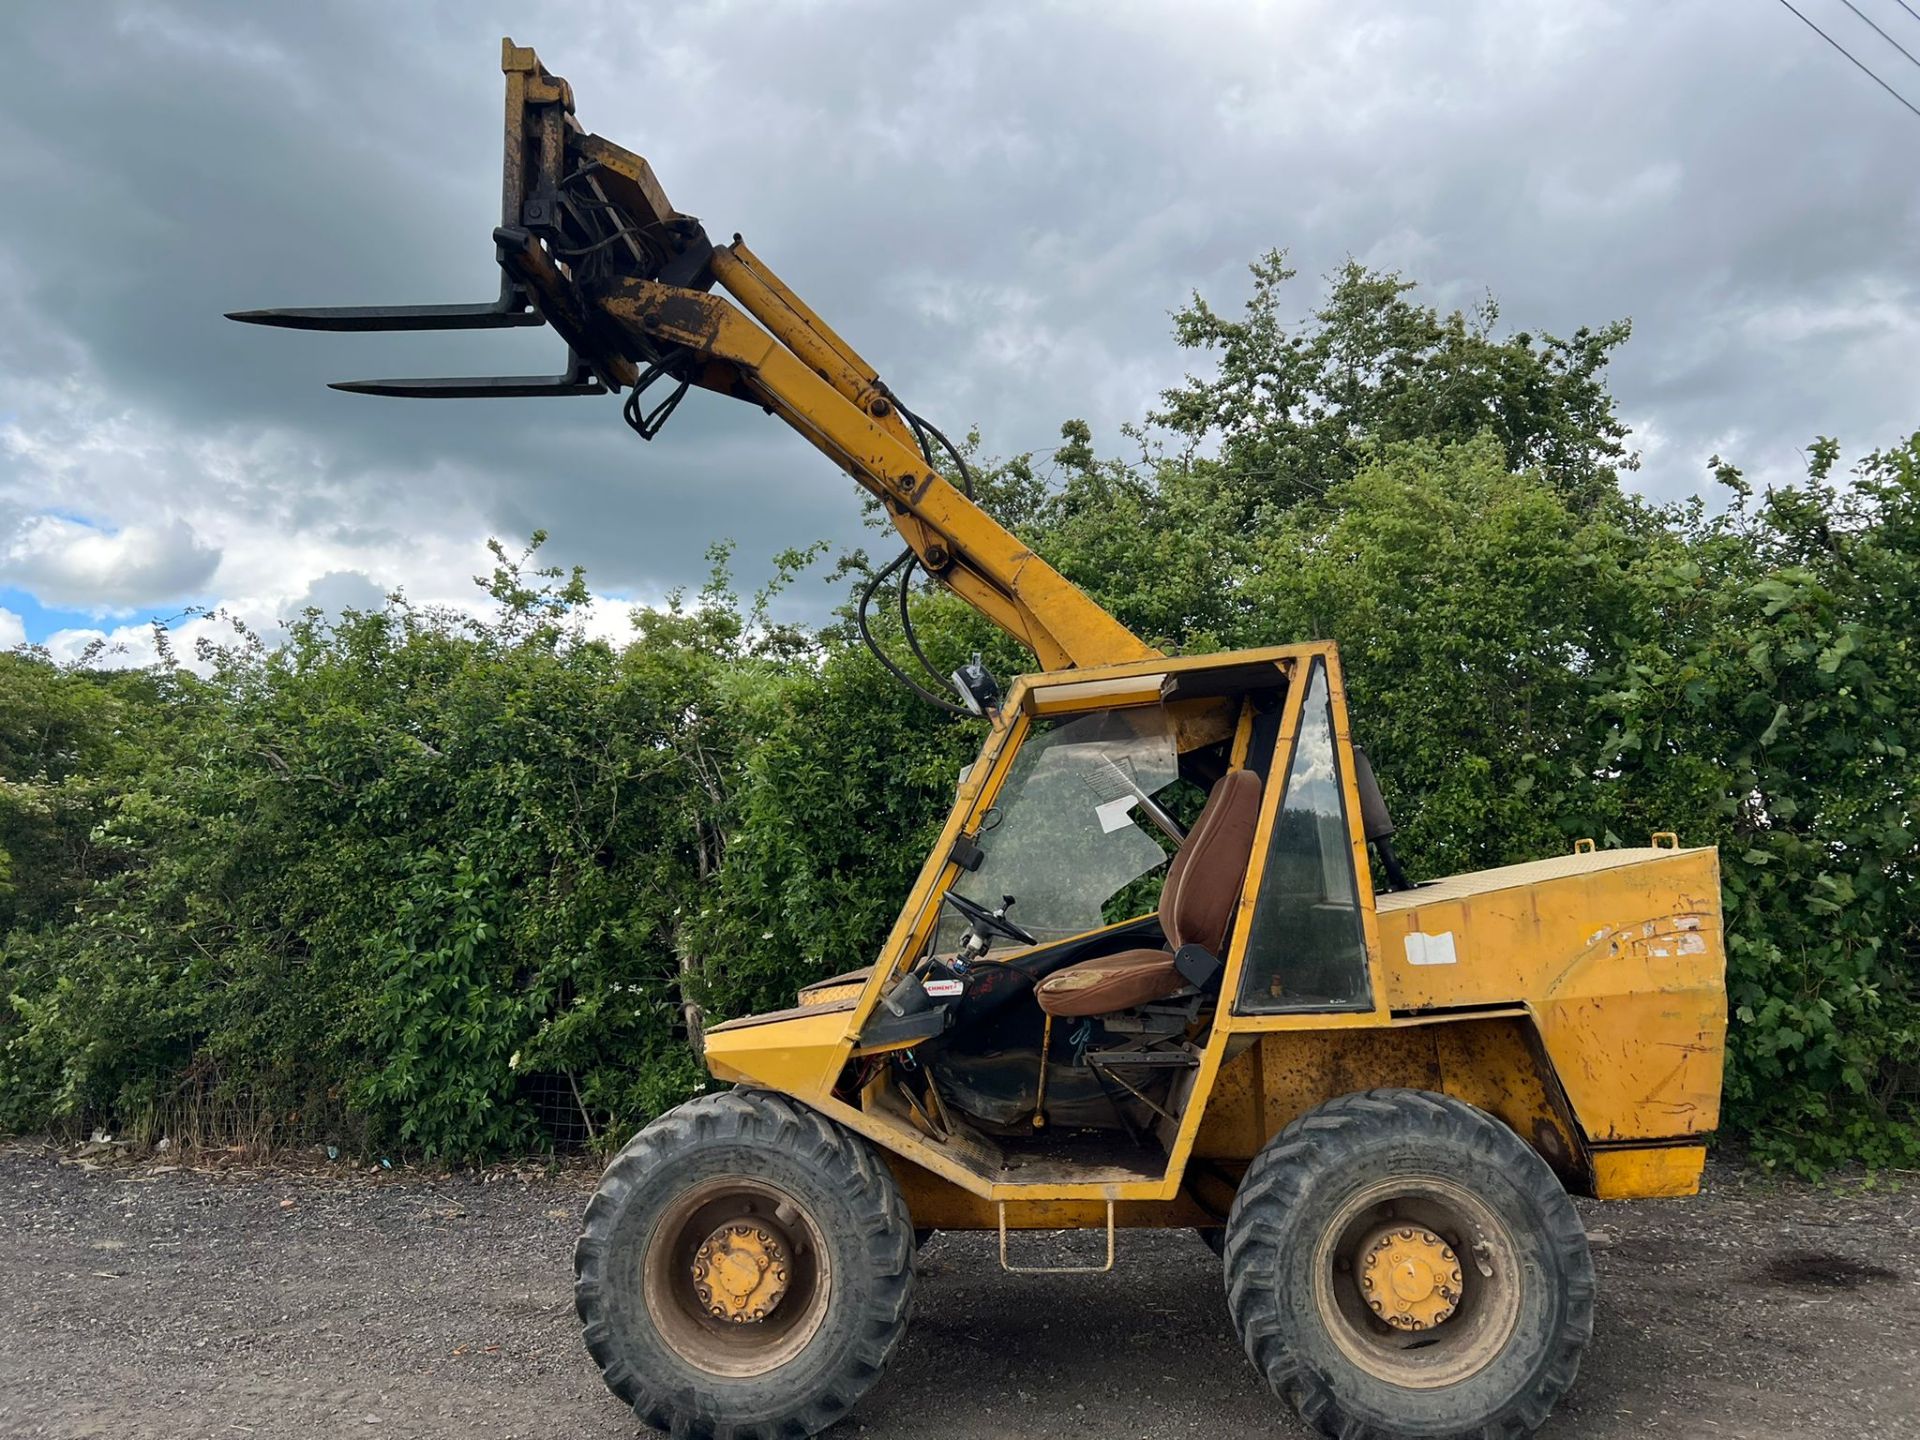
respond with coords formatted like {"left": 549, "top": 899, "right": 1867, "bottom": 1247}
{"left": 691, "top": 1222, "right": 791, "bottom": 1324}
{"left": 1357, "top": 1225, "right": 1464, "bottom": 1332}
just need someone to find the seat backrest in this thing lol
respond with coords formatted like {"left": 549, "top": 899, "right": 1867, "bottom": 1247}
{"left": 1159, "top": 768, "right": 1263, "bottom": 954}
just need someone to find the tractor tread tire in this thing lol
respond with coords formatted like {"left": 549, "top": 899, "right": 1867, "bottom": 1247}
{"left": 1224, "top": 1088, "right": 1593, "bottom": 1440}
{"left": 575, "top": 1089, "right": 915, "bottom": 1440}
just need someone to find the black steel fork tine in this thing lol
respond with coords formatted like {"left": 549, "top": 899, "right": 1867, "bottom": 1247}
{"left": 226, "top": 301, "right": 544, "bottom": 332}
{"left": 227, "top": 275, "right": 542, "bottom": 332}
{"left": 327, "top": 349, "right": 607, "bottom": 399}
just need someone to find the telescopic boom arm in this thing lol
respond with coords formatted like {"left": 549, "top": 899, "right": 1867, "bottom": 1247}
{"left": 229, "top": 39, "right": 1157, "bottom": 675}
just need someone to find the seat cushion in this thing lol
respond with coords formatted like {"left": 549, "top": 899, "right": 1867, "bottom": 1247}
{"left": 1032, "top": 948, "right": 1183, "bottom": 1017}
{"left": 1161, "top": 767, "right": 1262, "bottom": 953}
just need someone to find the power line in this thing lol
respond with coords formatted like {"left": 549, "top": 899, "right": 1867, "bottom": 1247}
{"left": 1894, "top": 0, "right": 1920, "bottom": 29}
{"left": 1774, "top": 0, "right": 1920, "bottom": 121}
{"left": 1837, "top": 0, "right": 1920, "bottom": 73}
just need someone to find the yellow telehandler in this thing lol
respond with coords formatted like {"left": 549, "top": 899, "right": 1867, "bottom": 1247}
{"left": 232, "top": 40, "right": 1728, "bottom": 1440}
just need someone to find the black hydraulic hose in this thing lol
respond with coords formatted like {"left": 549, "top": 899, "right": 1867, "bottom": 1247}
{"left": 896, "top": 402, "right": 975, "bottom": 499}
{"left": 841, "top": 380, "right": 987, "bottom": 717}
{"left": 897, "top": 552, "right": 956, "bottom": 694}
{"left": 858, "top": 548, "right": 973, "bottom": 718}
{"left": 886, "top": 398, "right": 983, "bottom": 694}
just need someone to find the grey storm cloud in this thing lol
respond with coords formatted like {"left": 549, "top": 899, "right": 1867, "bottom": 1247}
{"left": 3, "top": 0, "right": 1918, "bottom": 632}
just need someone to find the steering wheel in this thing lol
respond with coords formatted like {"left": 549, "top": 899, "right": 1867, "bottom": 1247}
{"left": 941, "top": 889, "right": 1038, "bottom": 947}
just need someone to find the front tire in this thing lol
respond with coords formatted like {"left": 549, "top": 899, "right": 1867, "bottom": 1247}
{"left": 575, "top": 1090, "right": 915, "bottom": 1439}
{"left": 1225, "top": 1089, "right": 1593, "bottom": 1439}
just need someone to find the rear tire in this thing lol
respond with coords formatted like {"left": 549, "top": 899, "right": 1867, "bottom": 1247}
{"left": 575, "top": 1089, "right": 915, "bottom": 1439}
{"left": 1224, "top": 1089, "right": 1592, "bottom": 1440}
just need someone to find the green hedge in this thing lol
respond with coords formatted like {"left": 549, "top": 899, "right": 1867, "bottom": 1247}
{"left": 1, "top": 260, "right": 1913, "bottom": 1170}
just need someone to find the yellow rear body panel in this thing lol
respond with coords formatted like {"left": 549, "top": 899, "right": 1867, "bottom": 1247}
{"left": 1373, "top": 845, "right": 1726, "bottom": 1144}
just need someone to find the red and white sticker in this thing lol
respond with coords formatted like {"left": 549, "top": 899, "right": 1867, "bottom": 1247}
{"left": 924, "top": 978, "right": 965, "bottom": 998}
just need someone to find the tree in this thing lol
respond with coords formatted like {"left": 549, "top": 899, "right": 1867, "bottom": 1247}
{"left": 1153, "top": 253, "right": 1634, "bottom": 517}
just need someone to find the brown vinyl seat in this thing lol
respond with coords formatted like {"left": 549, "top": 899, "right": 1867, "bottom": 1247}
{"left": 1032, "top": 768, "right": 1263, "bottom": 1018}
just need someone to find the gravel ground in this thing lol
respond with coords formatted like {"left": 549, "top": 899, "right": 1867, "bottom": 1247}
{"left": 3, "top": 1141, "right": 1916, "bottom": 1439}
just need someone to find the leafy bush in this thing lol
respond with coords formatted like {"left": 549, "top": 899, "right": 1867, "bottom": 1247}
{"left": 1, "top": 259, "right": 1913, "bottom": 1171}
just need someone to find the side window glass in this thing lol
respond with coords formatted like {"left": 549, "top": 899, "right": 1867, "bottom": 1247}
{"left": 1235, "top": 660, "right": 1373, "bottom": 1012}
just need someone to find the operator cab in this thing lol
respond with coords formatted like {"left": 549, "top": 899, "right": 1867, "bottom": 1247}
{"left": 857, "top": 659, "right": 1319, "bottom": 1161}
{"left": 717, "top": 644, "right": 1400, "bottom": 1196}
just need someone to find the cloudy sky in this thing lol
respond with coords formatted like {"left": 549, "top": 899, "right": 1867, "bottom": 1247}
{"left": 4, "top": 0, "right": 1918, "bottom": 662}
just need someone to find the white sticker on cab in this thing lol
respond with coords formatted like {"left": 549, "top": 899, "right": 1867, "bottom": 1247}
{"left": 1094, "top": 796, "right": 1139, "bottom": 834}
{"left": 1404, "top": 931, "right": 1459, "bottom": 966}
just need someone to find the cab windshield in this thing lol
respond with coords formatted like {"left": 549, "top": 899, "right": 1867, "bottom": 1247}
{"left": 937, "top": 706, "right": 1180, "bottom": 952}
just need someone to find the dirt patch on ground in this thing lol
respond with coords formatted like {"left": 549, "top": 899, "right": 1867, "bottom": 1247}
{"left": 1764, "top": 1248, "right": 1902, "bottom": 1290}
{"left": 3, "top": 1143, "right": 1917, "bottom": 1439}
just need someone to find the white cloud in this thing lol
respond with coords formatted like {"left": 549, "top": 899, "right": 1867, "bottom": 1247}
{"left": 0, "top": 607, "right": 24, "bottom": 650}
{"left": 38, "top": 586, "right": 664, "bottom": 676}
{"left": 41, "top": 617, "right": 216, "bottom": 671}
{"left": 1, "top": 514, "right": 220, "bottom": 614}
